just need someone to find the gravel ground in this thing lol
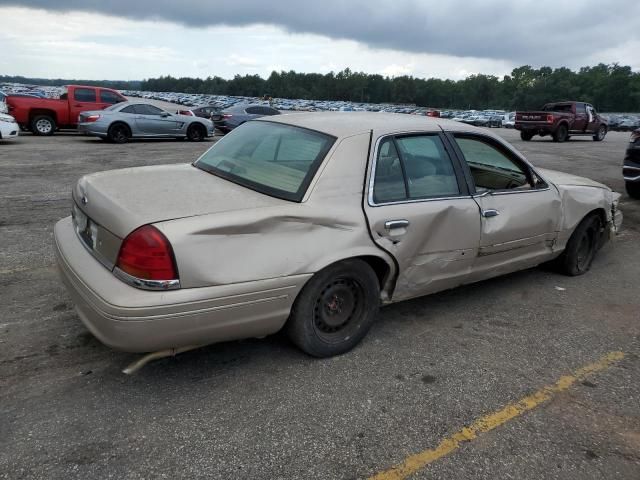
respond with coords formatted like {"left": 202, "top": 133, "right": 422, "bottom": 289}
{"left": 0, "top": 126, "right": 638, "bottom": 479}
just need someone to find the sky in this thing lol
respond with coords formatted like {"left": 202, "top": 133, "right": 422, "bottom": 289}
{"left": 0, "top": 1, "right": 639, "bottom": 81}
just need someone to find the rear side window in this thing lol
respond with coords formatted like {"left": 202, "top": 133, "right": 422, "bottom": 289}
{"left": 120, "top": 105, "right": 136, "bottom": 114}
{"left": 372, "top": 135, "right": 460, "bottom": 204}
{"left": 100, "top": 90, "right": 123, "bottom": 104}
{"left": 245, "top": 106, "right": 261, "bottom": 114}
{"left": 74, "top": 88, "right": 96, "bottom": 102}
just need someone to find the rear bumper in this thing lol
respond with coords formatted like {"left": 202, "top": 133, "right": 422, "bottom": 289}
{"left": 54, "top": 216, "right": 309, "bottom": 352}
{"left": 77, "top": 123, "right": 107, "bottom": 137}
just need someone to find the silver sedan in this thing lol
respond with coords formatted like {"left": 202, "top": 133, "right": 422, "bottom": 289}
{"left": 78, "top": 101, "right": 214, "bottom": 143}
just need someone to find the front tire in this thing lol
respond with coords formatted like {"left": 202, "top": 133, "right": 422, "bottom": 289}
{"left": 593, "top": 125, "right": 607, "bottom": 141}
{"left": 626, "top": 181, "right": 640, "bottom": 199}
{"left": 286, "top": 259, "right": 380, "bottom": 357}
{"left": 555, "top": 214, "right": 603, "bottom": 276}
{"left": 186, "top": 124, "right": 205, "bottom": 141}
{"left": 31, "top": 115, "right": 56, "bottom": 136}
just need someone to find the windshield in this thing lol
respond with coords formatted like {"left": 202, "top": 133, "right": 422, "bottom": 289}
{"left": 195, "top": 121, "right": 335, "bottom": 202}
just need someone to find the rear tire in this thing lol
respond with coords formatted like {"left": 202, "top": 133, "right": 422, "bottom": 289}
{"left": 286, "top": 259, "right": 380, "bottom": 358}
{"left": 626, "top": 181, "right": 640, "bottom": 199}
{"left": 31, "top": 115, "right": 55, "bottom": 136}
{"left": 107, "top": 123, "right": 130, "bottom": 144}
{"left": 520, "top": 131, "right": 533, "bottom": 141}
{"left": 553, "top": 124, "right": 568, "bottom": 143}
{"left": 593, "top": 125, "right": 607, "bottom": 141}
{"left": 555, "top": 214, "right": 603, "bottom": 276}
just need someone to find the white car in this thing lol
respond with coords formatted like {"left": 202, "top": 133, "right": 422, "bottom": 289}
{"left": 0, "top": 113, "right": 19, "bottom": 141}
{"left": 502, "top": 112, "right": 516, "bottom": 129}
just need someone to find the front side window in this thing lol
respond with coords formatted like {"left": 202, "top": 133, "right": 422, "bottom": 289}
{"left": 576, "top": 103, "right": 587, "bottom": 114}
{"left": 372, "top": 134, "right": 460, "bottom": 204}
{"left": 195, "top": 121, "right": 335, "bottom": 201}
{"left": 135, "top": 104, "right": 164, "bottom": 115}
{"left": 74, "top": 88, "right": 96, "bottom": 102}
{"left": 454, "top": 136, "right": 531, "bottom": 191}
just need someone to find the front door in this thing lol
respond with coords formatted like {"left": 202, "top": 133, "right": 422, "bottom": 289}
{"left": 70, "top": 87, "right": 98, "bottom": 124}
{"left": 364, "top": 133, "right": 481, "bottom": 301}
{"left": 450, "top": 134, "right": 562, "bottom": 281}
{"left": 133, "top": 104, "right": 179, "bottom": 135}
{"left": 572, "top": 102, "right": 589, "bottom": 132}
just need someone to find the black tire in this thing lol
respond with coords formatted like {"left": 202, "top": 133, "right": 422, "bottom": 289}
{"left": 553, "top": 124, "right": 568, "bottom": 143}
{"left": 186, "top": 123, "right": 205, "bottom": 141}
{"left": 520, "top": 131, "right": 533, "bottom": 141}
{"left": 286, "top": 259, "right": 380, "bottom": 357}
{"left": 593, "top": 125, "right": 607, "bottom": 141}
{"left": 107, "top": 123, "right": 130, "bottom": 144}
{"left": 626, "top": 181, "right": 640, "bottom": 199}
{"left": 30, "top": 115, "right": 56, "bottom": 136}
{"left": 555, "top": 214, "right": 603, "bottom": 276}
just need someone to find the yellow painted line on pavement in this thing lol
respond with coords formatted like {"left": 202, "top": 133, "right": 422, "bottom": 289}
{"left": 369, "top": 351, "right": 625, "bottom": 480}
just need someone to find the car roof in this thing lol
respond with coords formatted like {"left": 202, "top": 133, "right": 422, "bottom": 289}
{"left": 258, "top": 111, "right": 493, "bottom": 138}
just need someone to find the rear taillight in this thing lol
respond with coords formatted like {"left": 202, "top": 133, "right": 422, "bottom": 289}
{"left": 116, "top": 225, "right": 178, "bottom": 283}
{"left": 546, "top": 114, "right": 554, "bottom": 124}
{"left": 222, "top": 114, "right": 233, "bottom": 119}
{"left": 84, "top": 114, "right": 101, "bottom": 123}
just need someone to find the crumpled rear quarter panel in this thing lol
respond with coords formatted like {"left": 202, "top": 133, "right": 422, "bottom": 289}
{"left": 156, "top": 132, "right": 395, "bottom": 289}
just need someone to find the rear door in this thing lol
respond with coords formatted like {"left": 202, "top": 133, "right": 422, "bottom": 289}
{"left": 70, "top": 87, "right": 99, "bottom": 124}
{"left": 133, "top": 104, "right": 180, "bottom": 135}
{"left": 449, "top": 133, "right": 561, "bottom": 280}
{"left": 364, "top": 133, "right": 481, "bottom": 301}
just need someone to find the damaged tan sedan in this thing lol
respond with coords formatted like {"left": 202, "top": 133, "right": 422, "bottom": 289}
{"left": 55, "top": 113, "right": 623, "bottom": 361}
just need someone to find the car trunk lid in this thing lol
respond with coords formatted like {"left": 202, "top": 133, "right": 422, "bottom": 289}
{"left": 73, "top": 163, "right": 285, "bottom": 242}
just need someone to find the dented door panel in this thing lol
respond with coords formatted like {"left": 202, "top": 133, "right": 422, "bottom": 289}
{"left": 365, "top": 199, "right": 481, "bottom": 301}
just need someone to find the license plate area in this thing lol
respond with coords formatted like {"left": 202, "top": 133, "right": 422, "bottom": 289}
{"left": 72, "top": 203, "right": 98, "bottom": 251}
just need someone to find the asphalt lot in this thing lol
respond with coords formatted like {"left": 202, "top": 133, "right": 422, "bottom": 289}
{"left": 0, "top": 126, "right": 639, "bottom": 479}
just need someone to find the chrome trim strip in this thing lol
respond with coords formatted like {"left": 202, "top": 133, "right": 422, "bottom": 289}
{"left": 622, "top": 166, "right": 640, "bottom": 172}
{"left": 113, "top": 267, "right": 181, "bottom": 291}
{"left": 623, "top": 175, "right": 640, "bottom": 181}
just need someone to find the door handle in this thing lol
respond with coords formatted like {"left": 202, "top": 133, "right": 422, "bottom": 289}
{"left": 384, "top": 219, "right": 410, "bottom": 230}
{"left": 482, "top": 209, "right": 500, "bottom": 218}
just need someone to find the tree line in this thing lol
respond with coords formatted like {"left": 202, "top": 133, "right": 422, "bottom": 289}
{"left": 0, "top": 75, "right": 141, "bottom": 91}
{"left": 141, "top": 64, "right": 640, "bottom": 112}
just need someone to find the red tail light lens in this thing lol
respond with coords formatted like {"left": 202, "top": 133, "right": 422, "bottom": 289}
{"left": 546, "top": 114, "right": 554, "bottom": 124}
{"left": 222, "top": 114, "right": 233, "bottom": 119}
{"left": 84, "top": 114, "right": 101, "bottom": 123}
{"left": 116, "top": 225, "right": 178, "bottom": 281}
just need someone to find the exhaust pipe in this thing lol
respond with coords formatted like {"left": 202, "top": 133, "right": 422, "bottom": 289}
{"left": 122, "top": 345, "right": 204, "bottom": 375}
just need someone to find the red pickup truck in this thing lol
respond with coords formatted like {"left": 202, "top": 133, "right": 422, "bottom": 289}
{"left": 515, "top": 101, "right": 608, "bottom": 143}
{"left": 7, "top": 85, "right": 127, "bottom": 135}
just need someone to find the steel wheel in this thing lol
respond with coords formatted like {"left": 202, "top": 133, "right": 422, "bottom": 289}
{"left": 286, "top": 259, "right": 380, "bottom": 357}
{"left": 313, "top": 278, "right": 365, "bottom": 343}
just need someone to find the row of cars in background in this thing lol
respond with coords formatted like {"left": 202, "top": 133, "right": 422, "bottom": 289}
{"left": 1, "top": 82, "right": 639, "bottom": 199}
{"left": 0, "top": 85, "right": 215, "bottom": 143}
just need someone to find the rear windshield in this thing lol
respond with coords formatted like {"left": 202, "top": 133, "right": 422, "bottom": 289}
{"left": 543, "top": 103, "right": 573, "bottom": 112}
{"left": 195, "top": 121, "right": 335, "bottom": 202}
